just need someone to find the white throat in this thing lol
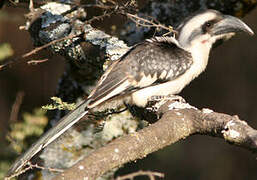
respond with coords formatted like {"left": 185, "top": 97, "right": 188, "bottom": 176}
{"left": 131, "top": 36, "right": 214, "bottom": 107}
{"left": 181, "top": 34, "right": 213, "bottom": 80}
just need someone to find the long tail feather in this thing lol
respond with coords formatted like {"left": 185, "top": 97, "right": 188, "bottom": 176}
{"left": 6, "top": 100, "right": 89, "bottom": 178}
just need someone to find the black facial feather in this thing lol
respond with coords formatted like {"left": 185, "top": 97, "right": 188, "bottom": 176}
{"left": 176, "top": 9, "right": 222, "bottom": 32}
{"left": 202, "top": 19, "right": 219, "bottom": 33}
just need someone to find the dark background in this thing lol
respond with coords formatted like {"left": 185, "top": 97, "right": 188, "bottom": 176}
{"left": 0, "top": 3, "right": 256, "bottom": 180}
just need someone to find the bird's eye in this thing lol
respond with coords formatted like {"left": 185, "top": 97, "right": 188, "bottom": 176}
{"left": 202, "top": 21, "right": 214, "bottom": 33}
{"left": 205, "top": 22, "right": 211, "bottom": 27}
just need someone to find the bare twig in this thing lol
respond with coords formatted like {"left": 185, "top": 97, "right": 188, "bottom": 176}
{"left": 86, "top": 10, "right": 114, "bottom": 24}
{"left": 27, "top": 162, "right": 64, "bottom": 173}
{"left": 9, "top": 91, "right": 25, "bottom": 122}
{"left": 5, "top": 161, "right": 63, "bottom": 180}
{"left": 0, "top": 34, "right": 77, "bottom": 71}
{"left": 124, "top": 12, "right": 178, "bottom": 35}
{"left": 27, "top": 58, "right": 49, "bottom": 65}
{"left": 22, "top": 34, "right": 79, "bottom": 58}
{"left": 116, "top": 170, "right": 164, "bottom": 180}
{"left": 0, "top": 56, "right": 20, "bottom": 71}
{"left": 7, "top": 0, "right": 17, "bottom": 6}
{"left": 80, "top": 1, "right": 177, "bottom": 34}
{"left": 0, "top": 64, "right": 7, "bottom": 70}
{"left": 5, "top": 162, "right": 34, "bottom": 180}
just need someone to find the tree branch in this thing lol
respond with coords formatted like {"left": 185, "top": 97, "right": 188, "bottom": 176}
{"left": 53, "top": 101, "right": 257, "bottom": 180}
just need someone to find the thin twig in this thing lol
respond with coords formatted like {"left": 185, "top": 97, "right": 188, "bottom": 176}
{"left": 9, "top": 91, "right": 25, "bottom": 122}
{"left": 27, "top": 162, "right": 64, "bottom": 173}
{"left": 80, "top": 2, "right": 177, "bottom": 34}
{"left": 81, "top": 4, "right": 114, "bottom": 10}
{"left": 27, "top": 58, "right": 49, "bottom": 65}
{"left": 124, "top": 12, "right": 178, "bottom": 34}
{"left": 5, "top": 163, "right": 34, "bottom": 180}
{"left": 86, "top": 11, "right": 114, "bottom": 24}
{"left": 0, "top": 64, "right": 6, "bottom": 70}
{"left": 7, "top": 0, "right": 18, "bottom": 6}
{"left": 0, "top": 34, "right": 78, "bottom": 71}
{"left": 116, "top": 170, "right": 164, "bottom": 180}
{"left": 22, "top": 34, "right": 79, "bottom": 58}
{"left": 4, "top": 161, "right": 63, "bottom": 180}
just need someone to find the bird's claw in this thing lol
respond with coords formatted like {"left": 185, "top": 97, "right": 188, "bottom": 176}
{"left": 147, "top": 95, "right": 186, "bottom": 112}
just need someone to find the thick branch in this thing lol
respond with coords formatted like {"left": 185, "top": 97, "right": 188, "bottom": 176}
{"left": 53, "top": 102, "right": 257, "bottom": 180}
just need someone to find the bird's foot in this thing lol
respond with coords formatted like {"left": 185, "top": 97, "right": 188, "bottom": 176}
{"left": 147, "top": 95, "right": 186, "bottom": 112}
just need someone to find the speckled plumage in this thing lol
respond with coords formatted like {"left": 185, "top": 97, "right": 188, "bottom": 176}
{"left": 87, "top": 36, "right": 193, "bottom": 108}
{"left": 128, "top": 37, "right": 192, "bottom": 80}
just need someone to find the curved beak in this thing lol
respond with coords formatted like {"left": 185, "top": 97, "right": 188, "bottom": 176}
{"left": 212, "top": 15, "right": 254, "bottom": 36}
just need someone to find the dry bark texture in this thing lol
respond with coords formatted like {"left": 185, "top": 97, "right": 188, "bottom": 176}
{"left": 53, "top": 101, "right": 257, "bottom": 180}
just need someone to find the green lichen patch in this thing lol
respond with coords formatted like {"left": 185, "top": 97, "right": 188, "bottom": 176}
{"left": 42, "top": 97, "right": 76, "bottom": 111}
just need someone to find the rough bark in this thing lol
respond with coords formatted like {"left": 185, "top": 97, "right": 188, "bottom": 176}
{"left": 53, "top": 101, "right": 257, "bottom": 180}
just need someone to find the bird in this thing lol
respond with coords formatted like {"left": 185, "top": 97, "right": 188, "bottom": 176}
{"left": 6, "top": 9, "right": 254, "bottom": 178}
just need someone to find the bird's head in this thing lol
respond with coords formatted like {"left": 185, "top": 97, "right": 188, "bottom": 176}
{"left": 177, "top": 9, "right": 254, "bottom": 51}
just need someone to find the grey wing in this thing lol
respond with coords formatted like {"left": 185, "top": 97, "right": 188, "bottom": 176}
{"left": 138, "top": 37, "right": 193, "bottom": 82}
{"left": 87, "top": 59, "right": 134, "bottom": 108}
{"left": 87, "top": 37, "right": 193, "bottom": 108}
